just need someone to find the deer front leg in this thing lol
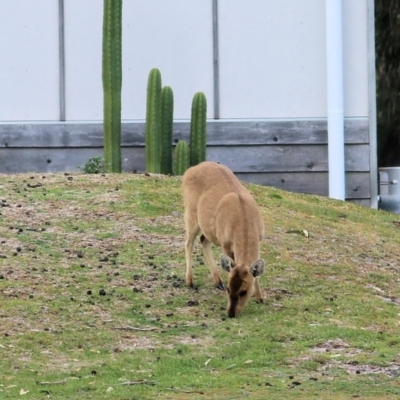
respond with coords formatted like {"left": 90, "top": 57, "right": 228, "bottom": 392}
{"left": 200, "top": 234, "right": 225, "bottom": 290}
{"left": 253, "top": 277, "right": 263, "bottom": 303}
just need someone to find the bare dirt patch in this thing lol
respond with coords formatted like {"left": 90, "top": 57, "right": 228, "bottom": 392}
{"left": 337, "top": 362, "right": 400, "bottom": 377}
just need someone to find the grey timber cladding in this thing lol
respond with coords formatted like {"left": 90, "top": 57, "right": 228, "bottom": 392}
{"left": 0, "top": 119, "right": 370, "bottom": 203}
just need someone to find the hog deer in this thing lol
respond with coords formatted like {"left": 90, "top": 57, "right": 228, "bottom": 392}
{"left": 182, "top": 161, "right": 265, "bottom": 318}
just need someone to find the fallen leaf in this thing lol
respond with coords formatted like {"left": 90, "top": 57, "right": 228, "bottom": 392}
{"left": 244, "top": 360, "right": 253, "bottom": 364}
{"left": 107, "top": 387, "right": 114, "bottom": 392}
{"left": 19, "top": 389, "right": 29, "bottom": 395}
{"left": 205, "top": 358, "right": 212, "bottom": 366}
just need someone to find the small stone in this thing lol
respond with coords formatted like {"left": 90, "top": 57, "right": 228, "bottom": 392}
{"left": 99, "top": 289, "right": 107, "bottom": 296}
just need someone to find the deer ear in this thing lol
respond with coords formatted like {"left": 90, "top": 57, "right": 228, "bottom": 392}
{"left": 220, "top": 254, "right": 234, "bottom": 272}
{"left": 250, "top": 260, "right": 264, "bottom": 277}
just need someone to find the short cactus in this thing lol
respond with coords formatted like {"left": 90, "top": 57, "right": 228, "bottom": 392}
{"left": 145, "top": 68, "right": 162, "bottom": 173}
{"left": 160, "top": 86, "right": 174, "bottom": 175}
{"left": 189, "top": 92, "right": 207, "bottom": 167}
{"left": 174, "top": 140, "right": 190, "bottom": 176}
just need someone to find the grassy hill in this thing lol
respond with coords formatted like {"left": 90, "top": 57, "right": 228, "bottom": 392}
{"left": 1, "top": 172, "right": 400, "bottom": 399}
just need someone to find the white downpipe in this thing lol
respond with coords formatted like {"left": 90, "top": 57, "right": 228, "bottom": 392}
{"left": 326, "top": 0, "right": 345, "bottom": 200}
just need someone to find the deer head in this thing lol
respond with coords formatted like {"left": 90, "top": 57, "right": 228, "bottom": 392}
{"left": 221, "top": 254, "right": 264, "bottom": 318}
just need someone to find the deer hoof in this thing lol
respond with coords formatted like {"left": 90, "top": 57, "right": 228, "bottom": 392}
{"left": 216, "top": 282, "right": 226, "bottom": 291}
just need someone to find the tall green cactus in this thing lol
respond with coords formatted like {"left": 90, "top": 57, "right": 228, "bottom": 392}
{"left": 174, "top": 140, "right": 190, "bottom": 176}
{"left": 160, "top": 86, "right": 174, "bottom": 175}
{"left": 189, "top": 92, "right": 207, "bottom": 167}
{"left": 102, "top": 0, "right": 123, "bottom": 173}
{"left": 145, "top": 68, "right": 162, "bottom": 173}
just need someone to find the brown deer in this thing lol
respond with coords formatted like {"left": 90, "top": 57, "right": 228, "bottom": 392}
{"left": 182, "top": 161, "right": 265, "bottom": 318}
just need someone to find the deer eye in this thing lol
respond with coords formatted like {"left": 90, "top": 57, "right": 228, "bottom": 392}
{"left": 239, "top": 290, "right": 247, "bottom": 297}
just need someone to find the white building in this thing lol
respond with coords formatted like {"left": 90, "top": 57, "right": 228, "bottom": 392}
{"left": 0, "top": 0, "right": 377, "bottom": 206}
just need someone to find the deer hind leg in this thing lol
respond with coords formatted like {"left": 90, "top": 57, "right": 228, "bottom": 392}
{"left": 200, "top": 235, "right": 225, "bottom": 290}
{"left": 184, "top": 211, "right": 200, "bottom": 288}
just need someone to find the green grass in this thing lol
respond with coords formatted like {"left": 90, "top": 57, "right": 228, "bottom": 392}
{"left": 1, "top": 172, "right": 400, "bottom": 399}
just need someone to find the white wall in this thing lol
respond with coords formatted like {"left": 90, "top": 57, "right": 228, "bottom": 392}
{"left": 218, "top": 0, "right": 368, "bottom": 119}
{"left": 0, "top": 0, "right": 59, "bottom": 121}
{"left": 64, "top": 1, "right": 103, "bottom": 120}
{"left": 64, "top": 0, "right": 213, "bottom": 121}
{"left": 123, "top": 0, "right": 214, "bottom": 120}
{"left": 0, "top": 0, "right": 369, "bottom": 122}
{"left": 342, "top": 0, "right": 368, "bottom": 118}
{"left": 219, "top": 0, "right": 326, "bottom": 119}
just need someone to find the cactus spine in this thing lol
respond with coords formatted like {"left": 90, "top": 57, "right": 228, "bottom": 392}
{"left": 160, "top": 86, "right": 174, "bottom": 175}
{"left": 102, "top": 0, "right": 122, "bottom": 173}
{"left": 189, "top": 92, "right": 207, "bottom": 166}
{"left": 174, "top": 140, "right": 190, "bottom": 175}
{"left": 145, "top": 68, "right": 162, "bottom": 173}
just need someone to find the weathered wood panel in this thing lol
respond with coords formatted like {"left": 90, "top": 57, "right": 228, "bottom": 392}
{"left": 0, "top": 119, "right": 371, "bottom": 203}
{"left": 0, "top": 148, "right": 144, "bottom": 174}
{"left": 0, "top": 145, "right": 369, "bottom": 174}
{"left": 236, "top": 172, "right": 370, "bottom": 199}
{"left": 174, "top": 118, "right": 369, "bottom": 145}
{"left": 0, "top": 147, "right": 370, "bottom": 202}
{"left": 207, "top": 145, "right": 370, "bottom": 172}
{"left": 0, "top": 118, "right": 368, "bottom": 148}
